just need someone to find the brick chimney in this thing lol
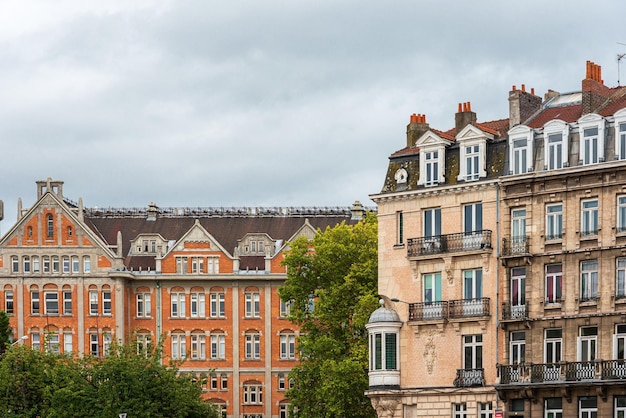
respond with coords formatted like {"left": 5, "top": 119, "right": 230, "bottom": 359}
{"left": 455, "top": 102, "right": 477, "bottom": 134}
{"left": 406, "top": 113, "right": 430, "bottom": 147}
{"left": 582, "top": 61, "right": 612, "bottom": 114}
{"left": 509, "top": 84, "right": 542, "bottom": 128}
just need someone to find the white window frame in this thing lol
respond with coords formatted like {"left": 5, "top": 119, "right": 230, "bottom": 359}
{"left": 83, "top": 256, "right": 91, "bottom": 273}
{"left": 171, "top": 292, "right": 186, "bottom": 318}
{"left": 544, "top": 328, "right": 562, "bottom": 363}
{"left": 31, "top": 290, "right": 40, "bottom": 314}
{"left": 543, "top": 119, "right": 569, "bottom": 170}
{"left": 619, "top": 196, "right": 626, "bottom": 233}
{"left": 416, "top": 137, "right": 447, "bottom": 187}
{"left": 5, "top": 290, "right": 13, "bottom": 314}
{"left": 102, "top": 290, "right": 112, "bottom": 315}
{"left": 578, "top": 113, "right": 605, "bottom": 165}
{"left": 618, "top": 258, "right": 626, "bottom": 299}
{"left": 579, "top": 396, "right": 597, "bottom": 418}
{"left": 615, "top": 108, "right": 626, "bottom": 160}
{"left": 546, "top": 203, "right": 563, "bottom": 240}
{"left": 280, "top": 299, "right": 292, "bottom": 317}
{"left": 396, "top": 211, "right": 404, "bottom": 245}
{"left": 89, "top": 290, "right": 98, "bottom": 315}
{"left": 580, "top": 260, "right": 598, "bottom": 302}
{"left": 210, "top": 333, "right": 225, "bottom": 359}
{"left": 190, "top": 333, "right": 205, "bottom": 359}
{"left": 479, "top": 402, "right": 493, "bottom": 418}
{"left": 581, "top": 198, "right": 599, "bottom": 237}
{"left": 31, "top": 332, "right": 41, "bottom": 351}
{"left": 423, "top": 207, "right": 441, "bottom": 238}
{"left": 44, "top": 292, "right": 59, "bottom": 315}
{"left": 424, "top": 150, "right": 440, "bottom": 186}
{"left": 280, "top": 334, "right": 296, "bottom": 359}
{"left": 453, "top": 402, "right": 467, "bottom": 418}
{"left": 245, "top": 292, "right": 260, "bottom": 318}
{"left": 171, "top": 333, "right": 187, "bottom": 359}
{"left": 63, "top": 331, "right": 72, "bottom": 353}
{"left": 614, "top": 324, "right": 626, "bottom": 360}
{"left": 545, "top": 264, "right": 563, "bottom": 304}
{"left": 616, "top": 395, "right": 626, "bottom": 418}
{"left": 190, "top": 292, "right": 205, "bottom": 318}
{"left": 577, "top": 326, "right": 598, "bottom": 362}
{"left": 544, "top": 397, "right": 562, "bottom": 418}
{"left": 510, "top": 331, "right": 525, "bottom": 365}
{"left": 243, "top": 384, "right": 263, "bottom": 405}
{"left": 90, "top": 332, "right": 99, "bottom": 356}
{"left": 210, "top": 292, "right": 225, "bottom": 318}
{"left": 136, "top": 292, "right": 151, "bottom": 318}
{"left": 508, "top": 125, "right": 533, "bottom": 175}
{"left": 245, "top": 333, "right": 261, "bottom": 359}
{"left": 464, "top": 144, "right": 480, "bottom": 181}
{"left": 463, "top": 334, "right": 483, "bottom": 369}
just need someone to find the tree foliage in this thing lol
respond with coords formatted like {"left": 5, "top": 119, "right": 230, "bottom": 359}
{"left": 0, "top": 339, "right": 219, "bottom": 418}
{"left": 279, "top": 213, "right": 378, "bottom": 418}
{"left": 0, "top": 311, "right": 12, "bottom": 356}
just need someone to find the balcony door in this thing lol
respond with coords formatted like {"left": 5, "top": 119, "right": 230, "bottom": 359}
{"left": 463, "top": 203, "right": 482, "bottom": 249}
{"left": 423, "top": 208, "right": 442, "bottom": 253}
{"left": 510, "top": 267, "right": 526, "bottom": 318}
{"left": 511, "top": 208, "right": 526, "bottom": 253}
{"left": 423, "top": 273, "right": 442, "bottom": 319}
{"left": 543, "top": 329, "right": 562, "bottom": 381}
{"left": 463, "top": 269, "right": 483, "bottom": 316}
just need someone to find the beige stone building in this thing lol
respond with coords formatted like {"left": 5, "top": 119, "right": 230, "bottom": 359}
{"left": 368, "top": 61, "right": 626, "bottom": 417}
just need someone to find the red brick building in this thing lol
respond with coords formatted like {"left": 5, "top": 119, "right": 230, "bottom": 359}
{"left": 0, "top": 178, "right": 365, "bottom": 418}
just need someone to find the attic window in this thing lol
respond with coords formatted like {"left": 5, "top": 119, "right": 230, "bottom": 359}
{"left": 67, "top": 226, "right": 73, "bottom": 238}
{"left": 47, "top": 214, "right": 54, "bottom": 239}
{"left": 424, "top": 151, "right": 439, "bottom": 186}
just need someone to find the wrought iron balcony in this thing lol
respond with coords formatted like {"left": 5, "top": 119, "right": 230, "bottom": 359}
{"left": 501, "top": 302, "right": 528, "bottom": 320}
{"left": 407, "top": 230, "right": 492, "bottom": 258}
{"left": 499, "top": 360, "right": 626, "bottom": 385}
{"left": 408, "top": 298, "right": 489, "bottom": 322}
{"left": 501, "top": 235, "right": 529, "bottom": 256}
{"left": 454, "top": 368, "right": 485, "bottom": 387}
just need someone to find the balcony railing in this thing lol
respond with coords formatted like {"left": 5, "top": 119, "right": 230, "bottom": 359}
{"left": 501, "top": 302, "right": 528, "bottom": 320}
{"left": 407, "top": 230, "right": 492, "bottom": 258}
{"left": 454, "top": 368, "right": 485, "bottom": 387}
{"left": 408, "top": 298, "right": 490, "bottom": 322}
{"left": 499, "top": 360, "right": 626, "bottom": 385}
{"left": 501, "top": 235, "right": 529, "bottom": 256}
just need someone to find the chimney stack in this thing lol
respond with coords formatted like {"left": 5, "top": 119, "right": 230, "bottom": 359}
{"left": 582, "top": 60, "right": 611, "bottom": 114}
{"left": 455, "top": 102, "right": 477, "bottom": 134}
{"left": 509, "top": 85, "right": 542, "bottom": 128}
{"left": 406, "top": 113, "right": 430, "bottom": 147}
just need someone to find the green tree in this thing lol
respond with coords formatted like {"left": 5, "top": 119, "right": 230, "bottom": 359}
{"left": 279, "top": 213, "right": 378, "bottom": 418}
{"left": 0, "top": 311, "right": 12, "bottom": 356}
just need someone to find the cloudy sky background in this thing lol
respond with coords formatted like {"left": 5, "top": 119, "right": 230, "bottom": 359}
{"left": 0, "top": 1, "right": 624, "bottom": 229}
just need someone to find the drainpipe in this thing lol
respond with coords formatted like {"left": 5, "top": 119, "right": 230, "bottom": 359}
{"left": 156, "top": 280, "right": 162, "bottom": 362}
{"left": 495, "top": 182, "right": 501, "bottom": 404}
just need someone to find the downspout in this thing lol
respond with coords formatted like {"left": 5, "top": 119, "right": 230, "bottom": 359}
{"left": 495, "top": 182, "right": 501, "bottom": 402}
{"left": 156, "top": 280, "right": 162, "bottom": 363}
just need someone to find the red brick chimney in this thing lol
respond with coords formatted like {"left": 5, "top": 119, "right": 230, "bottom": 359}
{"left": 582, "top": 61, "right": 612, "bottom": 114}
{"left": 509, "top": 84, "right": 542, "bottom": 128}
{"left": 406, "top": 113, "right": 430, "bottom": 147}
{"left": 455, "top": 102, "right": 477, "bottom": 134}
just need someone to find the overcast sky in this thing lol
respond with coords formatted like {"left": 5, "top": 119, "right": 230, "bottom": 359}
{"left": 0, "top": 1, "right": 625, "bottom": 229}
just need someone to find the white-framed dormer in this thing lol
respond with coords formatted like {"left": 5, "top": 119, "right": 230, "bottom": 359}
{"left": 542, "top": 119, "right": 570, "bottom": 170}
{"left": 456, "top": 124, "right": 492, "bottom": 182}
{"left": 614, "top": 107, "right": 626, "bottom": 160}
{"left": 578, "top": 113, "right": 605, "bottom": 165}
{"left": 508, "top": 125, "right": 534, "bottom": 175}
{"left": 415, "top": 131, "right": 452, "bottom": 187}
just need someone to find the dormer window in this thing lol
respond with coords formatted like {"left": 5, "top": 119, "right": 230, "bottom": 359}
{"left": 578, "top": 113, "right": 605, "bottom": 165}
{"left": 456, "top": 124, "right": 489, "bottom": 182}
{"left": 614, "top": 108, "right": 626, "bottom": 160}
{"left": 416, "top": 131, "right": 450, "bottom": 188}
{"left": 543, "top": 120, "right": 569, "bottom": 170}
{"left": 508, "top": 125, "right": 534, "bottom": 175}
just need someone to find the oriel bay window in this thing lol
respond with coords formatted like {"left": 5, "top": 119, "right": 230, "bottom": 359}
{"left": 369, "top": 330, "right": 398, "bottom": 371}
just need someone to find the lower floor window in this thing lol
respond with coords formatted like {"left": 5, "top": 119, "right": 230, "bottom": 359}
{"left": 453, "top": 403, "right": 466, "bottom": 418}
{"left": 479, "top": 402, "right": 492, "bottom": 418}
{"left": 545, "top": 397, "right": 562, "bottom": 418}
{"left": 579, "top": 396, "right": 597, "bottom": 418}
{"left": 616, "top": 396, "right": 626, "bottom": 418}
{"left": 243, "top": 384, "right": 263, "bottom": 405}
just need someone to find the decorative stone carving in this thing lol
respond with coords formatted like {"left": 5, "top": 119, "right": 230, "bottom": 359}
{"left": 371, "top": 396, "right": 400, "bottom": 418}
{"left": 422, "top": 329, "right": 438, "bottom": 375}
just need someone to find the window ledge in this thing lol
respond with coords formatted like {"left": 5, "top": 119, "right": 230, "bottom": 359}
{"left": 393, "top": 244, "right": 405, "bottom": 249}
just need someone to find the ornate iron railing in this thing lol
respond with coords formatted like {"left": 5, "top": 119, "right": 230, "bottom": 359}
{"left": 498, "top": 360, "right": 626, "bottom": 385}
{"left": 454, "top": 368, "right": 485, "bottom": 387}
{"left": 501, "top": 302, "right": 528, "bottom": 320}
{"left": 502, "top": 235, "right": 529, "bottom": 256}
{"left": 407, "top": 230, "right": 492, "bottom": 257}
{"left": 408, "top": 298, "right": 489, "bottom": 322}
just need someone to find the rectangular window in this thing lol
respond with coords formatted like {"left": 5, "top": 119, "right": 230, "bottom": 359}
{"left": 243, "top": 385, "right": 263, "bottom": 405}
{"left": 176, "top": 257, "right": 188, "bottom": 274}
{"left": 614, "top": 324, "right": 626, "bottom": 360}
{"left": 513, "top": 138, "right": 528, "bottom": 174}
{"left": 453, "top": 403, "right": 467, "bottom": 418}
{"left": 191, "top": 257, "right": 204, "bottom": 274}
{"left": 510, "top": 267, "right": 526, "bottom": 310}
{"left": 545, "top": 328, "right": 562, "bottom": 363}
{"left": 5, "top": 290, "right": 13, "bottom": 314}
{"left": 23, "top": 256, "right": 30, "bottom": 273}
{"left": 43, "top": 256, "right": 50, "bottom": 273}
{"left": 190, "top": 293, "right": 205, "bottom": 318}
{"left": 423, "top": 273, "right": 442, "bottom": 303}
{"left": 46, "top": 333, "right": 60, "bottom": 354}
{"left": 221, "top": 374, "right": 228, "bottom": 390}
{"left": 479, "top": 402, "right": 493, "bottom": 418}
{"left": 210, "top": 334, "right": 225, "bottom": 359}
{"left": 210, "top": 292, "right": 225, "bottom": 318}
{"left": 103, "top": 333, "right": 112, "bottom": 356}
{"left": 510, "top": 331, "right": 525, "bottom": 364}
{"left": 424, "top": 208, "right": 442, "bottom": 238}
{"left": 463, "top": 203, "right": 483, "bottom": 234}
{"left": 425, "top": 151, "right": 439, "bottom": 186}
{"left": 63, "top": 291, "right": 72, "bottom": 314}
{"left": 579, "top": 396, "right": 597, "bottom": 418}
{"left": 136, "top": 293, "right": 151, "bottom": 317}
{"left": 102, "top": 291, "right": 112, "bottom": 315}
{"left": 64, "top": 332, "right": 72, "bottom": 353}
{"left": 580, "top": 260, "right": 599, "bottom": 302}
{"left": 171, "top": 334, "right": 187, "bottom": 360}
{"left": 615, "top": 257, "right": 626, "bottom": 299}
{"left": 89, "top": 291, "right": 98, "bottom": 315}
{"left": 90, "top": 333, "right": 99, "bottom": 357}
{"left": 62, "top": 256, "right": 70, "bottom": 273}
{"left": 245, "top": 334, "right": 261, "bottom": 359}
{"left": 582, "top": 127, "right": 599, "bottom": 165}
{"left": 190, "top": 334, "right": 206, "bottom": 359}
{"left": 578, "top": 326, "right": 598, "bottom": 362}
{"left": 52, "top": 256, "right": 59, "bottom": 273}
{"left": 83, "top": 256, "right": 91, "bottom": 273}
{"left": 31, "top": 291, "right": 40, "bottom": 314}
{"left": 544, "top": 398, "right": 563, "bottom": 418}
{"left": 616, "top": 395, "right": 626, "bottom": 418}
{"left": 547, "top": 133, "right": 564, "bottom": 170}
{"left": 32, "top": 256, "right": 40, "bottom": 273}
{"left": 71, "top": 256, "right": 79, "bottom": 273}
{"left": 136, "top": 334, "right": 151, "bottom": 355}
{"left": 278, "top": 373, "right": 286, "bottom": 390}
{"left": 463, "top": 334, "right": 483, "bottom": 369}
{"left": 45, "top": 292, "right": 59, "bottom": 315}
{"left": 466, "top": 145, "right": 480, "bottom": 180}
{"left": 396, "top": 211, "right": 403, "bottom": 245}
{"left": 31, "top": 332, "right": 41, "bottom": 351}
{"left": 619, "top": 196, "right": 626, "bottom": 233}
{"left": 280, "top": 299, "right": 292, "bottom": 317}
{"left": 245, "top": 292, "right": 260, "bottom": 318}
{"left": 171, "top": 293, "right": 186, "bottom": 318}
{"left": 545, "top": 264, "right": 563, "bottom": 304}
{"left": 207, "top": 257, "right": 220, "bottom": 274}
{"left": 546, "top": 203, "right": 563, "bottom": 240}
{"left": 463, "top": 268, "right": 483, "bottom": 300}
{"left": 511, "top": 208, "right": 526, "bottom": 239}
{"left": 581, "top": 199, "right": 599, "bottom": 237}
{"left": 280, "top": 334, "right": 296, "bottom": 359}
{"left": 11, "top": 256, "right": 18, "bottom": 273}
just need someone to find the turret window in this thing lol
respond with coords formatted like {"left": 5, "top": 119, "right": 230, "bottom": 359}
{"left": 369, "top": 331, "right": 397, "bottom": 370}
